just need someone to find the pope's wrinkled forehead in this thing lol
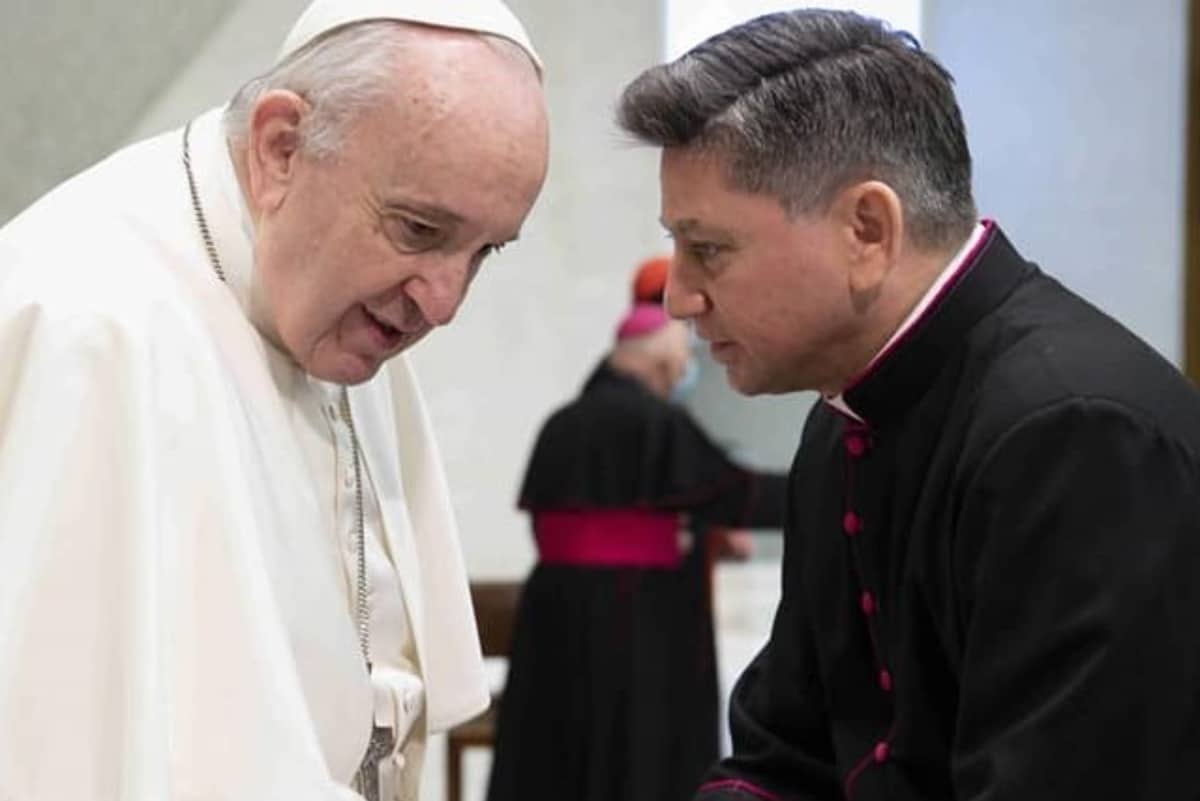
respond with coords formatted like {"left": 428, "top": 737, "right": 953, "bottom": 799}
{"left": 277, "top": 0, "right": 543, "bottom": 74}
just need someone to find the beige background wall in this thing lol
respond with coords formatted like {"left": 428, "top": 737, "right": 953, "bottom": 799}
{"left": 0, "top": 0, "right": 237, "bottom": 222}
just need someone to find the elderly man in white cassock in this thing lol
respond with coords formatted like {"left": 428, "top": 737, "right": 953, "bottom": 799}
{"left": 0, "top": 1, "right": 548, "bottom": 799}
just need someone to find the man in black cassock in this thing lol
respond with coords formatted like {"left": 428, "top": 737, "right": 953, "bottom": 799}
{"left": 486, "top": 303, "right": 787, "bottom": 801}
{"left": 615, "top": 8, "right": 1200, "bottom": 801}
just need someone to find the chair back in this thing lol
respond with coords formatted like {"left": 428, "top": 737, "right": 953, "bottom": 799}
{"left": 469, "top": 580, "right": 522, "bottom": 658}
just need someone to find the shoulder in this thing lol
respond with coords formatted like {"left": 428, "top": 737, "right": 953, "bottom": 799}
{"left": 956, "top": 271, "right": 1200, "bottom": 463}
{"left": 977, "top": 396, "right": 1200, "bottom": 480}
{"left": 0, "top": 132, "right": 212, "bottom": 348}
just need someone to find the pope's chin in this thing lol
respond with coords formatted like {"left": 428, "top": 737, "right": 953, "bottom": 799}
{"left": 306, "top": 339, "right": 427, "bottom": 386}
{"left": 305, "top": 350, "right": 388, "bottom": 385}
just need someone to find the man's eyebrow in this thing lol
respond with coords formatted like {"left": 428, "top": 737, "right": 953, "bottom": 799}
{"left": 660, "top": 217, "right": 733, "bottom": 239}
{"left": 660, "top": 216, "right": 694, "bottom": 234}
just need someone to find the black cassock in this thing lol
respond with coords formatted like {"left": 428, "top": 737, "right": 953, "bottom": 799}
{"left": 486, "top": 363, "right": 787, "bottom": 801}
{"left": 698, "top": 224, "right": 1200, "bottom": 801}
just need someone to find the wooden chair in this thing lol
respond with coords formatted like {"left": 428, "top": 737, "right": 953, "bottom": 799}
{"left": 445, "top": 580, "right": 523, "bottom": 801}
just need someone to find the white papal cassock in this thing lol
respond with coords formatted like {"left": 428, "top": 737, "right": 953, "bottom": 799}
{"left": 0, "top": 1, "right": 540, "bottom": 798}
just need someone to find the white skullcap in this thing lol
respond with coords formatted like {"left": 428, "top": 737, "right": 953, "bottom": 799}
{"left": 277, "top": 0, "right": 542, "bottom": 73}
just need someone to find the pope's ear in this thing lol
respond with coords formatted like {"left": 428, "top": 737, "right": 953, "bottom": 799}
{"left": 244, "top": 90, "right": 308, "bottom": 213}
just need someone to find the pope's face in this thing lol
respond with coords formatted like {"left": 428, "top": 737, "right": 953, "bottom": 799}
{"left": 252, "top": 34, "right": 549, "bottom": 384}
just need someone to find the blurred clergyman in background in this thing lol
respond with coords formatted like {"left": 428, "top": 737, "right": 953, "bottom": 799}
{"left": 488, "top": 292, "right": 786, "bottom": 801}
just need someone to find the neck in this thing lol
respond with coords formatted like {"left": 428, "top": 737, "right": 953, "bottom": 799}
{"left": 217, "top": 133, "right": 298, "bottom": 356}
{"left": 823, "top": 237, "right": 968, "bottom": 396}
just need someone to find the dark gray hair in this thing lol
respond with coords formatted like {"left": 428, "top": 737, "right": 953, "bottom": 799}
{"left": 617, "top": 9, "right": 976, "bottom": 250}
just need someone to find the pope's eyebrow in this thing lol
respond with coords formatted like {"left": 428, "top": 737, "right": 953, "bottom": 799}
{"left": 381, "top": 198, "right": 465, "bottom": 227}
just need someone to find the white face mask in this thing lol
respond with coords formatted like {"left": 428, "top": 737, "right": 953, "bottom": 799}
{"left": 670, "top": 355, "right": 700, "bottom": 402}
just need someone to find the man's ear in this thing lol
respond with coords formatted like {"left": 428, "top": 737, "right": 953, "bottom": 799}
{"left": 833, "top": 180, "right": 904, "bottom": 308}
{"left": 245, "top": 90, "right": 308, "bottom": 215}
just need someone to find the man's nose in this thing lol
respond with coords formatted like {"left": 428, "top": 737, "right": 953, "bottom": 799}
{"left": 664, "top": 261, "right": 707, "bottom": 320}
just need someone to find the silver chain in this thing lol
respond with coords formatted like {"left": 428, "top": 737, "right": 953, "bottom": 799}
{"left": 181, "top": 122, "right": 227, "bottom": 283}
{"left": 181, "top": 121, "right": 372, "bottom": 668}
{"left": 340, "top": 386, "right": 371, "bottom": 666}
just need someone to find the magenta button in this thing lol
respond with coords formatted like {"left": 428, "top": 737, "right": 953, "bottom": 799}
{"left": 860, "top": 591, "right": 877, "bottom": 616}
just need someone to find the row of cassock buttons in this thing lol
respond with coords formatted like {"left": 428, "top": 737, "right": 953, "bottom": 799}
{"left": 843, "top": 428, "right": 892, "bottom": 769}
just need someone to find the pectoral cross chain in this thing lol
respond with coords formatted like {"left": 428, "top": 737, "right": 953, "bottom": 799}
{"left": 183, "top": 123, "right": 398, "bottom": 801}
{"left": 352, "top": 723, "right": 397, "bottom": 801}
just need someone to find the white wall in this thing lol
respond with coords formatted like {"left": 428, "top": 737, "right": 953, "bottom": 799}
{"left": 925, "top": 0, "right": 1188, "bottom": 363}
{"left": 129, "top": 0, "right": 309, "bottom": 140}
{"left": 0, "top": 0, "right": 237, "bottom": 223}
{"left": 665, "top": 0, "right": 922, "bottom": 59}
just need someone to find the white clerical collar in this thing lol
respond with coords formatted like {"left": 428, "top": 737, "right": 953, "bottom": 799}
{"left": 825, "top": 221, "right": 991, "bottom": 423}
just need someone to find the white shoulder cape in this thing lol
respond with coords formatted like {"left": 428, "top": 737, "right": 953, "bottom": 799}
{"left": 0, "top": 108, "right": 487, "bottom": 800}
